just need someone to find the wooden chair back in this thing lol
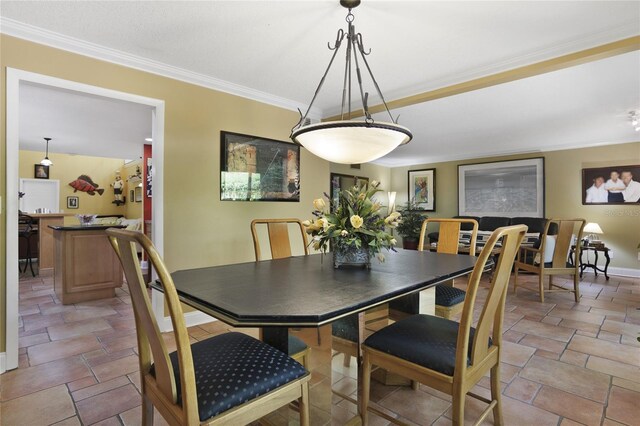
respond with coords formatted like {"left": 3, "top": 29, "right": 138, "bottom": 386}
{"left": 251, "top": 218, "right": 309, "bottom": 261}
{"left": 541, "top": 219, "right": 585, "bottom": 269}
{"left": 455, "top": 225, "right": 527, "bottom": 377}
{"left": 418, "top": 218, "right": 479, "bottom": 255}
{"left": 107, "top": 228, "right": 200, "bottom": 424}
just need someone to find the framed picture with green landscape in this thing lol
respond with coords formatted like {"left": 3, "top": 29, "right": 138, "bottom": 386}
{"left": 220, "top": 131, "right": 300, "bottom": 201}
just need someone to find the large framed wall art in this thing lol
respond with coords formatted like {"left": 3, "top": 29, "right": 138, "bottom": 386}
{"left": 458, "top": 158, "right": 545, "bottom": 217}
{"left": 220, "top": 131, "right": 300, "bottom": 201}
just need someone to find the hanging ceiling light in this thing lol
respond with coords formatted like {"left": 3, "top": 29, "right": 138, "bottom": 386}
{"left": 40, "top": 137, "right": 53, "bottom": 166}
{"left": 291, "top": 0, "right": 412, "bottom": 164}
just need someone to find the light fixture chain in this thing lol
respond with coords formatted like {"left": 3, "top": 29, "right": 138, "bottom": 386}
{"left": 291, "top": 29, "right": 346, "bottom": 134}
{"left": 351, "top": 29, "right": 370, "bottom": 121}
{"left": 356, "top": 35, "right": 397, "bottom": 123}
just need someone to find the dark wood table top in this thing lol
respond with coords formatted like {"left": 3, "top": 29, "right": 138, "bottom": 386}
{"left": 154, "top": 249, "right": 479, "bottom": 327}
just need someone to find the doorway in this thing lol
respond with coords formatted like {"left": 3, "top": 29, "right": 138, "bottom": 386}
{"left": 4, "top": 68, "right": 165, "bottom": 372}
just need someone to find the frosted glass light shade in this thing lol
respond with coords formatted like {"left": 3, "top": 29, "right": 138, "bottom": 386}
{"left": 40, "top": 157, "right": 53, "bottom": 166}
{"left": 292, "top": 120, "right": 412, "bottom": 164}
{"left": 583, "top": 222, "right": 603, "bottom": 234}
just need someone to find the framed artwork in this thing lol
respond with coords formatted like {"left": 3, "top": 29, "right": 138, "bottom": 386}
{"left": 129, "top": 189, "right": 135, "bottom": 202}
{"left": 408, "top": 169, "right": 436, "bottom": 211}
{"left": 458, "top": 158, "right": 545, "bottom": 217}
{"left": 66, "top": 196, "right": 79, "bottom": 209}
{"left": 34, "top": 164, "right": 49, "bottom": 179}
{"left": 330, "top": 173, "right": 369, "bottom": 210}
{"left": 220, "top": 131, "right": 300, "bottom": 201}
{"left": 582, "top": 165, "right": 640, "bottom": 204}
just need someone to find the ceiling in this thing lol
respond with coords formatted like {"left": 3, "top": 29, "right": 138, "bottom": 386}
{"left": 19, "top": 82, "right": 153, "bottom": 160}
{"left": 2, "top": 1, "right": 639, "bottom": 166}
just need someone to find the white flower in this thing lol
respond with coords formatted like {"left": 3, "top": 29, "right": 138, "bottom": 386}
{"left": 376, "top": 253, "right": 386, "bottom": 263}
{"left": 350, "top": 215, "right": 364, "bottom": 229}
{"left": 340, "top": 230, "right": 348, "bottom": 237}
{"left": 302, "top": 220, "right": 311, "bottom": 227}
{"left": 313, "top": 198, "right": 326, "bottom": 211}
{"left": 390, "top": 238, "right": 397, "bottom": 245}
{"left": 371, "top": 180, "right": 379, "bottom": 188}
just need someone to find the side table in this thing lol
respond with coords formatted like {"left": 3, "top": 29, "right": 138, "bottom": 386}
{"left": 570, "top": 245, "right": 611, "bottom": 280}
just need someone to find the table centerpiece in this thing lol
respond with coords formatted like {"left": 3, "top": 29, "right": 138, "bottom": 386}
{"left": 304, "top": 180, "right": 401, "bottom": 268}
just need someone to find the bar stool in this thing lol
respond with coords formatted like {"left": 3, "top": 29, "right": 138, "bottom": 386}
{"left": 19, "top": 213, "right": 36, "bottom": 276}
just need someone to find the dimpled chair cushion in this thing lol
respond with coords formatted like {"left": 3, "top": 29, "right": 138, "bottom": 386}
{"left": 288, "top": 334, "right": 308, "bottom": 355}
{"left": 435, "top": 285, "right": 466, "bottom": 307}
{"left": 364, "top": 314, "right": 491, "bottom": 376}
{"left": 155, "top": 332, "right": 307, "bottom": 421}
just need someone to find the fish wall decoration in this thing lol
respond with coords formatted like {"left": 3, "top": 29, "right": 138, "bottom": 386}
{"left": 69, "top": 175, "right": 105, "bottom": 196}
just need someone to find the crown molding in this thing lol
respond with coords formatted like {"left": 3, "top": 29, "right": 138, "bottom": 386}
{"left": 0, "top": 18, "right": 323, "bottom": 120}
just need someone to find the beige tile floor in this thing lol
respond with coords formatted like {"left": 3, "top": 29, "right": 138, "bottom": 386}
{"left": 1, "top": 263, "right": 639, "bottom": 425}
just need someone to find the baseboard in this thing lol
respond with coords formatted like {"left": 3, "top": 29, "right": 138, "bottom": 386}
{"left": 0, "top": 352, "right": 6, "bottom": 374}
{"left": 160, "top": 311, "right": 216, "bottom": 332}
{"left": 606, "top": 267, "right": 640, "bottom": 278}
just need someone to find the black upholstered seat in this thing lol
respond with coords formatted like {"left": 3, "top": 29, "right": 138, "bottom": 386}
{"left": 435, "top": 285, "right": 466, "bottom": 307}
{"left": 288, "top": 334, "right": 308, "bottom": 355}
{"left": 331, "top": 315, "right": 359, "bottom": 342}
{"left": 364, "top": 314, "right": 491, "bottom": 376}
{"left": 157, "top": 332, "right": 307, "bottom": 421}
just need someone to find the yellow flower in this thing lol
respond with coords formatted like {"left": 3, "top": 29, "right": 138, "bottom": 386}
{"left": 313, "top": 198, "right": 326, "bottom": 211}
{"left": 376, "top": 253, "right": 386, "bottom": 263}
{"left": 302, "top": 220, "right": 311, "bottom": 227}
{"left": 350, "top": 215, "right": 364, "bottom": 229}
{"left": 390, "top": 238, "right": 397, "bottom": 245}
{"left": 316, "top": 217, "right": 329, "bottom": 231}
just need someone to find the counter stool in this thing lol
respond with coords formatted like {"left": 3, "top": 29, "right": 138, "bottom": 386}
{"left": 19, "top": 213, "right": 36, "bottom": 277}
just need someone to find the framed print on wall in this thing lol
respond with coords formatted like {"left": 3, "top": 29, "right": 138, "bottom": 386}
{"left": 220, "top": 131, "right": 300, "bottom": 201}
{"left": 408, "top": 169, "right": 436, "bottom": 211}
{"left": 458, "top": 157, "right": 545, "bottom": 217}
{"left": 66, "top": 196, "right": 79, "bottom": 209}
{"left": 330, "top": 173, "right": 369, "bottom": 211}
{"left": 582, "top": 164, "right": 640, "bottom": 204}
{"left": 34, "top": 164, "right": 49, "bottom": 179}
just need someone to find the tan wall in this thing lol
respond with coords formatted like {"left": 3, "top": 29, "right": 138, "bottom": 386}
{"left": 0, "top": 35, "right": 330, "bottom": 353}
{"left": 390, "top": 143, "right": 640, "bottom": 270}
{"left": 19, "top": 150, "right": 126, "bottom": 224}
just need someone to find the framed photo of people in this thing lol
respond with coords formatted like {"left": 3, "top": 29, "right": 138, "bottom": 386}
{"left": 408, "top": 169, "right": 436, "bottom": 211}
{"left": 582, "top": 165, "right": 640, "bottom": 205}
{"left": 458, "top": 158, "right": 545, "bottom": 217}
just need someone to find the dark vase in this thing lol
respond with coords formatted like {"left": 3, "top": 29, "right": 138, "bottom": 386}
{"left": 402, "top": 238, "right": 419, "bottom": 250}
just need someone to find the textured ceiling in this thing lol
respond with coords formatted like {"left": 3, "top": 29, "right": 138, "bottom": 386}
{"left": 2, "top": 1, "right": 639, "bottom": 165}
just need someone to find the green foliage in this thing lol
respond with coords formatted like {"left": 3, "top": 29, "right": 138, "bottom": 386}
{"left": 395, "top": 201, "right": 428, "bottom": 241}
{"left": 304, "top": 181, "right": 400, "bottom": 259}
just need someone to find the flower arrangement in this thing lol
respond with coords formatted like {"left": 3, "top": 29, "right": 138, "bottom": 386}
{"left": 303, "top": 180, "right": 401, "bottom": 267}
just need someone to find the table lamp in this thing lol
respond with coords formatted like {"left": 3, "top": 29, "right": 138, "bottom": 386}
{"left": 583, "top": 222, "right": 603, "bottom": 246}
{"left": 387, "top": 191, "right": 397, "bottom": 214}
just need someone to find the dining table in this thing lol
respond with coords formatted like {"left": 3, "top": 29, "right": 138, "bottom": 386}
{"left": 152, "top": 248, "right": 481, "bottom": 423}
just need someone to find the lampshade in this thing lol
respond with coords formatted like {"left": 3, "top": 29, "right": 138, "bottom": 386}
{"left": 387, "top": 191, "right": 397, "bottom": 214}
{"left": 292, "top": 121, "right": 411, "bottom": 164}
{"left": 584, "top": 222, "right": 603, "bottom": 234}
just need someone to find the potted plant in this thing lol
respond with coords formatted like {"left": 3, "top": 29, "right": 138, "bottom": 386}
{"left": 303, "top": 181, "right": 400, "bottom": 268}
{"left": 396, "top": 201, "right": 428, "bottom": 250}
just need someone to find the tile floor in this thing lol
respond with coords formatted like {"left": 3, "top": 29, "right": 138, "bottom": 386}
{"left": 1, "top": 265, "right": 639, "bottom": 425}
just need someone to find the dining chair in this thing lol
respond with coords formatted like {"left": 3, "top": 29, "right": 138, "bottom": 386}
{"left": 513, "top": 218, "right": 585, "bottom": 303}
{"left": 361, "top": 224, "right": 527, "bottom": 425}
{"left": 250, "top": 218, "right": 313, "bottom": 365}
{"left": 18, "top": 212, "right": 37, "bottom": 277}
{"left": 107, "top": 228, "right": 310, "bottom": 426}
{"left": 418, "top": 218, "right": 479, "bottom": 319}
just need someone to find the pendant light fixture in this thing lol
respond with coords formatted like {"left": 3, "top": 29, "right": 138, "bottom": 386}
{"left": 40, "top": 137, "right": 53, "bottom": 166}
{"left": 291, "top": 0, "right": 412, "bottom": 164}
